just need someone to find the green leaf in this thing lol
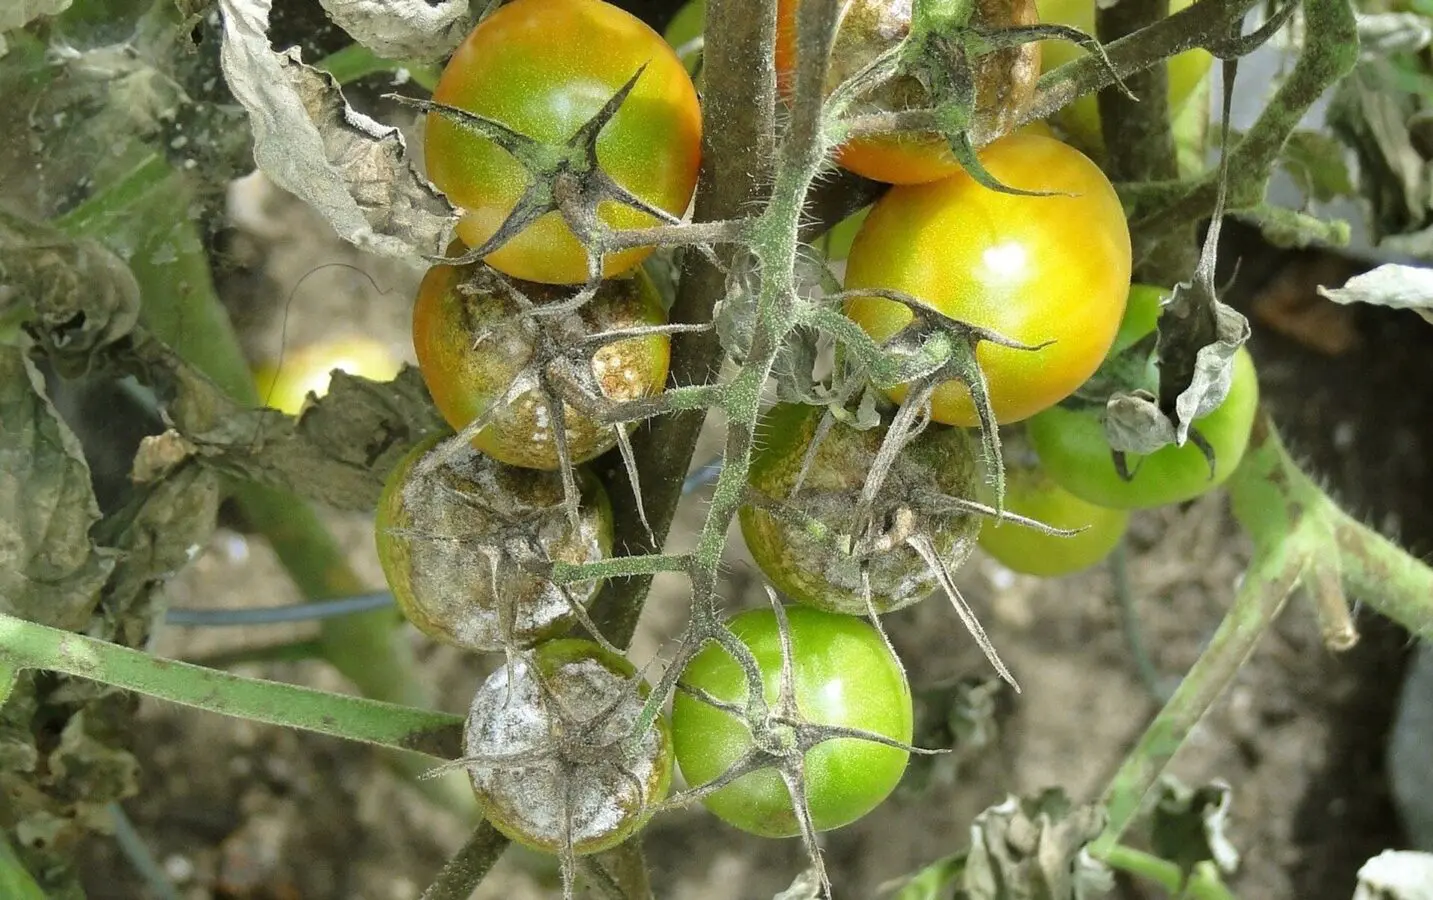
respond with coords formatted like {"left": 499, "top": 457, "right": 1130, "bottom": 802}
{"left": 0, "top": 832, "right": 47, "bottom": 900}
{"left": 0, "top": 347, "right": 115, "bottom": 630}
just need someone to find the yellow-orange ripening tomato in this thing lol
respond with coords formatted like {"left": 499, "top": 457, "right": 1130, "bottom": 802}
{"left": 253, "top": 336, "right": 402, "bottom": 416}
{"left": 1039, "top": 0, "right": 1213, "bottom": 151}
{"left": 424, "top": 0, "right": 702, "bottom": 285}
{"left": 775, "top": 0, "right": 1040, "bottom": 185}
{"left": 844, "top": 133, "right": 1132, "bottom": 426}
{"left": 412, "top": 253, "right": 670, "bottom": 470}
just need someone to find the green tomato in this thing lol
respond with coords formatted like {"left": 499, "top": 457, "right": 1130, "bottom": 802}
{"left": 977, "top": 463, "right": 1129, "bottom": 576}
{"left": 1039, "top": 0, "right": 1213, "bottom": 151}
{"left": 1026, "top": 288, "right": 1261, "bottom": 510}
{"left": 671, "top": 607, "right": 913, "bottom": 838}
{"left": 663, "top": 0, "right": 705, "bottom": 74}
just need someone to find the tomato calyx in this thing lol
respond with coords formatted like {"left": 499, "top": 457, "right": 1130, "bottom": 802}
{"left": 663, "top": 596, "right": 930, "bottom": 896}
{"left": 394, "top": 65, "right": 681, "bottom": 298}
{"left": 822, "top": 0, "right": 1125, "bottom": 191}
{"left": 830, "top": 282, "right": 1047, "bottom": 489}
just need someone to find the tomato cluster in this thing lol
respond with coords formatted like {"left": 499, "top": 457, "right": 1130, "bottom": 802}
{"left": 365, "top": 0, "right": 1251, "bottom": 872}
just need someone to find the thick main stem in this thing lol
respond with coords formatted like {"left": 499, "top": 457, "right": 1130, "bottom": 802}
{"left": 587, "top": 0, "right": 779, "bottom": 648}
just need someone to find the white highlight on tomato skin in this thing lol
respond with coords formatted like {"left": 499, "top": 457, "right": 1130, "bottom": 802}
{"left": 978, "top": 241, "right": 1029, "bottom": 282}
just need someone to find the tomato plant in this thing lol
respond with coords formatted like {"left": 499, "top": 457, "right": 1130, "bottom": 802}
{"left": 844, "top": 132, "right": 1132, "bottom": 426}
{"left": 463, "top": 638, "right": 673, "bottom": 854}
{"left": 424, "top": 0, "right": 702, "bottom": 284}
{"left": 1039, "top": 0, "right": 1213, "bottom": 150}
{"left": 739, "top": 402, "right": 981, "bottom": 615}
{"left": 774, "top": 0, "right": 1041, "bottom": 184}
{"left": 252, "top": 335, "right": 401, "bottom": 416}
{"left": 977, "top": 461, "right": 1130, "bottom": 576}
{"left": 1026, "top": 286, "right": 1261, "bottom": 509}
{"left": 411, "top": 251, "right": 670, "bottom": 469}
{"left": 671, "top": 606, "right": 913, "bottom": 837}
{"left": 374, "top": 435, "right": 613, "bottom": 650}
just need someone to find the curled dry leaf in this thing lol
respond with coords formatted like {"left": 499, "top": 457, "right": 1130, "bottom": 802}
{"left": 1353, "top": 850, "right": 1433, "bottom": 900}
{"left": 1318, "top": 263, "right": 1433, "bottom": 326}
{"left": 219, "top": 0, "right": 454, "bottom": 258}
{"left": 317, "top": 0, "right": 472, "bottom": 61}
{"left": 0, "top": 348, "right": 116, "bottom": 631}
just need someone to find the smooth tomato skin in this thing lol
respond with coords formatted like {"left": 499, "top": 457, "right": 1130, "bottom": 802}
{"left": 1112, "top": 283, "right": 1167, "bottom": 356}
{"left": 425, "top": 0, "right": 702, "bottom": 284}
{"left": 1027, "top": 346, "right": 1260, "bottom": 509}
{"left": 844, "top": 133, "right": 1132, "bottom": 426}
{"left": 412, "top": 252, "right": 670, "bottom": 469}
{"left": 977, "top": 464, "right": 1129, "bottom": 576}
{"left": 253, "top": 336, "right": 402, "bottom": 416}
{"left": 775, "top": 0, "right": 1041, "bottom": 184}
{"left": 1039, "top": 0, "right": 1213, "bottom": 150}
{"left": 671, "top": 607, "right": 913, "bottom": 838}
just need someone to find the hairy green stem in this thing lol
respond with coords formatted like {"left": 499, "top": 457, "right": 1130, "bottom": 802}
{"left": 1131, "top": 0, "right": 1359, "bottom": 234}
{"left": 1098, "top": 409, "right": 1433, "bottom": 852}
{"left": 1024, "top": 0, "right": 1261, "bottom": 126}
{"left": 418, "top": 823, "right": 511, "bottom": 900}
{"left": 0, "top": 612, "right": 463, "bottom": 757}
{"left": 1093, "top": 541, "right": 1301, "bottom": 854}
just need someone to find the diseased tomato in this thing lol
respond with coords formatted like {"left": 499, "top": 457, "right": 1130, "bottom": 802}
{"left": 775, "top": 0, "right": 1041, "bottom": 184}
{"left": 671, "top": 606, "right": 912, "bottom": 837}
{"left": 1039, "top": 0, "right": 1213, "bottom": 151}
{"left": 374, "top": 435, "right": 612, "bottom": 650}
{"left": 739, "top": 402, "right": 981, "bottom": 615}
{"left": 1026, "top": 285, "right": 1260, "bottom": 510}
{"left": 844, "top": 132, "right": 1132, "bottom": 426}
{"left": 463, "top": 639, "right": 672, "bottom": 854}
{"left": 253, "top": 336, "right": 402, "bottom": 416}
{"left": 425, "top": 0, "right": 702, "bottom": 284}
{"left": 977, "top": 461, "right": 1129, "bottom": 576}
{"left": 411, "top": 249, "right": 670, "bottom": 470}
